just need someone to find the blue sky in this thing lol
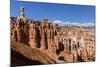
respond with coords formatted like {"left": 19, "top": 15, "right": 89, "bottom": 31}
{"left": 10, "top": 0, "right": 95, "bottom": 26}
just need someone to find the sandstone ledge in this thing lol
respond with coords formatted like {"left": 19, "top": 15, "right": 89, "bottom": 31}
{"left": 11, "top": 41, "right": 56, "bottom": 66}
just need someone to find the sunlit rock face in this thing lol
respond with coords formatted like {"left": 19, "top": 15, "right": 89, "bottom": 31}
{"left": 11, "top": 7, "right": 95, "bottom": 66}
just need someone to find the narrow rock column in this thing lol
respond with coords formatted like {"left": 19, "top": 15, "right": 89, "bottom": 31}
{"left": 40, "top": 28, "right": 47, "bottom": 50}
{"left": 64, "top": 38, "right": 68, "bottom": 53}
{"left": 16, "top": 21, "right": 22, "bottom": 43}
{"left": 29, "top": 23, "right": 37, "bottom": 48}
{"left": 47, "top": 29, "right": 51, "bottom": 50}
{"left": 40, "top": 22, "right": 47, "bottom": 50}
{"left": 12, "top": 25, "right": 17, "bottom": 42}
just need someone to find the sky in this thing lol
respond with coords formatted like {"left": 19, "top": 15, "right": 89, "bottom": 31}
{"left": 10, "top": 0, "right": 95, "bottom": 26}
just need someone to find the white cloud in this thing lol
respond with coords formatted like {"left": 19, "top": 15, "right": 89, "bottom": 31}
{"left": 51, "top": 20, "right": 95, "bottom": 27}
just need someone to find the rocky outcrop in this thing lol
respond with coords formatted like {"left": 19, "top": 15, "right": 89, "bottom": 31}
{"left": 11, "top": 41, "right": 56, "bottom": 66}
